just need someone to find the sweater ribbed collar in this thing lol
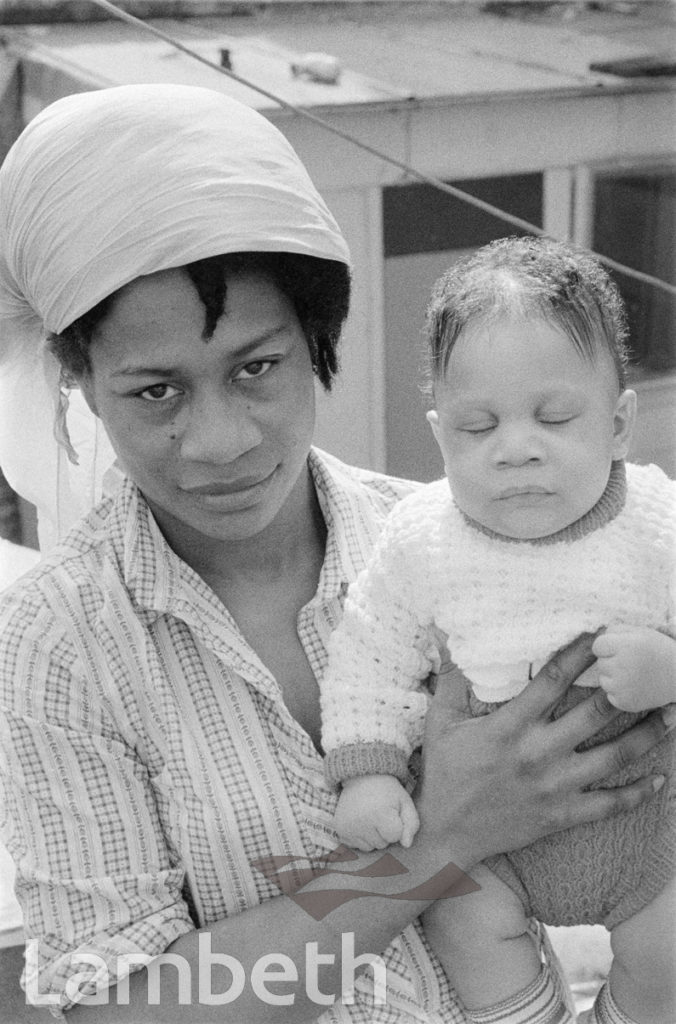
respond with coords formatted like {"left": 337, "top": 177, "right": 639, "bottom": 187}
{"left": 459, "top": 459, "right": 627, "bottom": 546}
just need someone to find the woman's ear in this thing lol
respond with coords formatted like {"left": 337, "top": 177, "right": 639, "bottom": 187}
{"left": 612, "top": 388, "right": 637, "bottom": 460}
{"left": 76, "top": 374, "right": 99, "bottom": 418}
{"left": 426, "top": 408, "right": 440, "bottom": 442}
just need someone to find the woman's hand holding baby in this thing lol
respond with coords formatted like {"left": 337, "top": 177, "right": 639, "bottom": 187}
{"left": 593, "top": 625, "right": 676, "bottom": 712}
{"left": 413, "top": 631, "right": 668, "bottom": 865}
{"left": 335, "top": 774, "right": 420, "bottom": 851}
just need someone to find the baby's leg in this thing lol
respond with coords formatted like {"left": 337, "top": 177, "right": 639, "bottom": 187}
{"left": 605, "top": 875, "right": 676, "bottom": 1023}
{"left": 423, "top": 863, "right": 541, "bottom": 1010}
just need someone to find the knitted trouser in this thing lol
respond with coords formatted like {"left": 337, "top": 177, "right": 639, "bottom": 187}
{"left": 468, "top": 685, "right": 676, "bottom": 928}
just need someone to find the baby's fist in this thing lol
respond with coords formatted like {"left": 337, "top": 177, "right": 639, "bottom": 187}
{"left": 334, "top": 774, "right": 420, "bottom": 852}
{"left": 592, "top": 625, "right": 676, "bottom": 712}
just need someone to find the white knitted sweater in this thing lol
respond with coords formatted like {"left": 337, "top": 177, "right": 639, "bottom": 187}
{"left": 321, "top": 462, "right": 676, "bottom": 785}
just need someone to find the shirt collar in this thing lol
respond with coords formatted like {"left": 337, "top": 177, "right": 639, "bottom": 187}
{"left": 308, "top": 447, "right": 394, "bottom": 596}
{"left": 114, "top": 479, "right": 194, "bottom": 621}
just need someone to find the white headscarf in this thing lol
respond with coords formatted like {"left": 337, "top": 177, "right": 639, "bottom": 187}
{"left": 0, "top": 84, "right": 350, "bottom": 550}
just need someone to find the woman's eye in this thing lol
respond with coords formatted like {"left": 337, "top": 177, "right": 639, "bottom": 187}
{"left": 234, "top": 360, "right": 274, "bottom": 381}
{"left": 461, "top": 424, "right": 495, "bottom": 434}
{"left": 139, "top": 383, "right": 181, "bottom": 402}
{"left": 540, "top": 415, "right": 573, "bottom": 425}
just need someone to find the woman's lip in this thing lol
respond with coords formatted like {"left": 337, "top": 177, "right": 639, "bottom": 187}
{"left": 182, "top": 471, "right": 274, "bottom": 496}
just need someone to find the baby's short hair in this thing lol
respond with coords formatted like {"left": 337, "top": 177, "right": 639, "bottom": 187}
{"left": 425, "top": 235, "right": 629, "bottom": 390}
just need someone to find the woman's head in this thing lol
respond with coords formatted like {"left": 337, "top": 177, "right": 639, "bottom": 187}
{"left": 425, "top": 235, "right": 629, "bottom": 391}
{"left": 0, "top": 84, "right": 351, "bottom": 545}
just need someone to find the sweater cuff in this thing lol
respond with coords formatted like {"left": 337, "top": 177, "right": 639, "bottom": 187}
{"left": 324, "top": 742, "right": 410, "bottom": 787}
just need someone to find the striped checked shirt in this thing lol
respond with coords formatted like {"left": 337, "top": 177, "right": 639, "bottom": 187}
{"left": 0, "top": 447, "right": 484, "bottom": 1022}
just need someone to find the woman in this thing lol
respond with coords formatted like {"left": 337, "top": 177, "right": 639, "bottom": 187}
{"left": 0, "top": 85, "right": 666, "bottom": 1023}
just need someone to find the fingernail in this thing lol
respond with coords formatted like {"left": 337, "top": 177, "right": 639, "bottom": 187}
{"left": 652, "top": 775, "right": 665, "bottom": 793}
{"left": 661, "top": 706, "right": 676, "bottom": 732}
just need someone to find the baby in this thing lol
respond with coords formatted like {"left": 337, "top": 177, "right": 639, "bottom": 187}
{"left": 320, "top": 237, "right": 675, "bottom": 1024}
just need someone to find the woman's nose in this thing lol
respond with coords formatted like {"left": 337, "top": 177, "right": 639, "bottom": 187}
{"left": 178, "top": 390, "right": 262, "bottom": 463}
{"left": 492, "top": 424, "right": 544, "bottom": 467}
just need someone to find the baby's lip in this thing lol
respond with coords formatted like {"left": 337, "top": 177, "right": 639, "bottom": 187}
{"left": 498, "top": 485, "right": 552, "bottom": 499}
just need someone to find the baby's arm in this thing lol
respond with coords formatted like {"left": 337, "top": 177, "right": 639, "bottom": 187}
{"left": 334, "top": 774, "right": 420, "bottom": 851}
{"left": 321, "top": 497, "right": 439, "bottom": 851}
{"left": 592, "top": 625, "right": 676, "bottom": 712}
{"left": 321, "top": 498, "right": 438, "bottom": 787}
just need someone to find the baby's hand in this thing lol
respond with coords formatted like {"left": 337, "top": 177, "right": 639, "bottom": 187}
{"left": 592, "top": 626, "right": 676, "bottom": 713}
{"left": 333, "top": 774, "right": 420, "bottom": 852}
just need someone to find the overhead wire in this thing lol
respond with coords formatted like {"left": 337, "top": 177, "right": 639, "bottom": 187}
{"left": 84, "top": 0, "right": 676, "bottom": 298}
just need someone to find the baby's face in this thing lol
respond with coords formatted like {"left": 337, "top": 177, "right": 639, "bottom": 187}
{"left": 427, "top": 315, "right": 635, "bottom": 540}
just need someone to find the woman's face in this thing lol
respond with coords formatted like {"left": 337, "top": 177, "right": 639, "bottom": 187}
{"left": 79, "top": 268, "right": 317, "bottom": 550}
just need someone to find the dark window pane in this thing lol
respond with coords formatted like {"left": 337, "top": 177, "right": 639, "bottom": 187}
{"left": 593, "top": 170, "right": 676, "bottom": 373}
{"left": 0, "top": 468, "right": 22, "bottom": 545}
{"left": 383, "top": 174, "right": 543, "bottom": 257}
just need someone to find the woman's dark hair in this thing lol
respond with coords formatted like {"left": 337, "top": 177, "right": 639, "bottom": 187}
{"left": 48, "top": 252, "right": 351, "bottom": 391}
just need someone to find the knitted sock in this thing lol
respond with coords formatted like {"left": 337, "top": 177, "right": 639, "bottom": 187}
{"left": 580, "top": 983, "right": 636, "bottom": 1024}
{"left": 463, "top": 965, "right": 575, "bottom": 1024}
